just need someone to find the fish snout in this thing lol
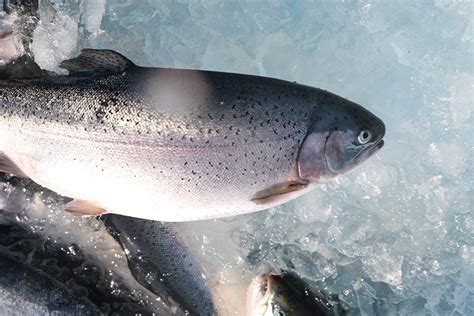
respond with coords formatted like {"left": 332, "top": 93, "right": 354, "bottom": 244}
{"left": 371, "top": 115, "right": 386, "bottom": 143}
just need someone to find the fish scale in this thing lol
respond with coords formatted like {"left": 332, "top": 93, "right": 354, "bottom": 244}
{"left": 0, "top": 49, "right": 385, "bottom": 221}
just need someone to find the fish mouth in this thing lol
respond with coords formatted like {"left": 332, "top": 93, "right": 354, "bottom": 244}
{"left": 249, "top": 274, "right": 274, "bottom": 310}
{"left": 353, "top": 138, "right": 384, "bottom": 164}
{"left": 260, "top": 274, "right": 276, "bottom": 296}
{"left": 259, "top": 275, "right": 269, "bottom": 295}
{"left": 324, "top": 134, "right": 384, "bottom": 174}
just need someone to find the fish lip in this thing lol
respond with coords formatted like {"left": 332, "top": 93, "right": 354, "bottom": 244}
{"left": 257, "top": 274, "right": 274, "bottom": 305}
{"left": 260, "top": 275, "right": 270, "bottom": 295}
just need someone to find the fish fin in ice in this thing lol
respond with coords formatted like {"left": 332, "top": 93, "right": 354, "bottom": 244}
{"left": 0, "top": 152, "right": 28, "bottom": 177}
{"left": 65, "top": 199, "right": 106, "bottom": 216}
{"left": 60, "top": 49, "right": 135, "bottom": 77}
{"left": 0, "top": 55, "right": 43, "bottom": 79}
{"left": 251, "top": 181, "right": 308, "bottom": 205}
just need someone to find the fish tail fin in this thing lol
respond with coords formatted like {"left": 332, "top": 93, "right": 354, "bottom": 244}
{"left": 59, "top": 48, "right": 136, "bottom": 77}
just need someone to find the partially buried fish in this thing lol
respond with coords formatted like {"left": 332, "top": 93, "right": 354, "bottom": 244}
{"left": 0, "top": 174, "right": 181, "bottom": 315}
{"left": 247, "top": 272, "right": 343, "bottom": 316}
{"left": 0, "top": 49, "right": 385, "bottom": 221}
{"left": 0, "top": 253, "right": 100, "bottom": 316}
{"left": 103, "top": 214, "right": 216, "bottom": 315}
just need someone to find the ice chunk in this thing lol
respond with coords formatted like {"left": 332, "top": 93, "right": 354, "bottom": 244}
{"left": 445, "top": 73, "right": 474, "bottom": 129}
{"left": 202, "top": 35, "right": 257, "bottom": 74}
{"left": 361, "top": 247, "right": 403, "bottom": 287}
{"left": 294, "top": 189, "right": 333, "bottom": 223}
{"left": 427, "top": 141, "right": 469, "bottom": 177}
{"left": 459, "top": 245, "right": 474, "bottom": 287}
{"left": 256, "top": 32, "right": 300, "bottom": 79}
{"left": 31, "top": 4, "right": 78, "bottom": 72}
{"left": 359, "top": 2, "right": 389, "bottom": 33}
{"left": 80, "top": 0, "right": 106, "bottom": 37}
{"left": 453, "top": 285, "right": 474, "bottom": 316}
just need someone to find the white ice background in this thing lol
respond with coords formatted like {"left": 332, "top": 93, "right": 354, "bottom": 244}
{"left": 23, "top": 0, "right": 474, "bottom": 315}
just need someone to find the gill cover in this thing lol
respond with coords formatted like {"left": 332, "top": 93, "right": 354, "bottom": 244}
{"left": 297, "top": 131, "right": 330, "bottom": 181}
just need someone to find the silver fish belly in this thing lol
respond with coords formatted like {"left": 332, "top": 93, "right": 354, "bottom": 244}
{"left": 0, "top": 49, "right": 385, "bottom": 221}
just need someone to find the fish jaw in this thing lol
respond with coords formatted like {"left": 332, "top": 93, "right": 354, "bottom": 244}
{"left": 246, "top": 274, "right": 273, "bottom": 316}
{"left": 246, "top": 274, "right": 296, "bottom": 316}
{"left": 324, "top": 129, "right": 385, "bottom": 176}
{"left": 352, "top": 139, "right": 384, "bottom": 166}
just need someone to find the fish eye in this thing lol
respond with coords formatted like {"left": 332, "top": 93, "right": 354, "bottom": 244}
{"left": 357, "top": 130, "right": 372, "bottom": 144}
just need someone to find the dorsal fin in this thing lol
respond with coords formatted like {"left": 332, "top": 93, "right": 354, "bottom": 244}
{"left": 59, "top": 49, "right": 136, "bottom": 76}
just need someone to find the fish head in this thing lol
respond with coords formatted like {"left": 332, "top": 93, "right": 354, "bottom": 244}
{"left": 246, "top": 274, "right": 269, "bottom": 316}
{"left": 298, "top": 90, "right": 385, "bottom": 181}
{"left": 246, "top": 273, "right": 293, "bottom": 316}
{"left": 246, "top": 272, "right": 334, "bottom": 316}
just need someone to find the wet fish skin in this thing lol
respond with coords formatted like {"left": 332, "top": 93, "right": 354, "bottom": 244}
{"left": 0, "top": 252, "right": 100, "bottom": 316}
{"left": 0, "top": 49, "right": 385, "bottom": 221}
{"left": 103, "top": 214, "right": 216, "bottom": 316}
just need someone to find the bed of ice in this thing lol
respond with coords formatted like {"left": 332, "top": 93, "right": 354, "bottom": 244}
{"left": 18, "top": 0, "right": 474, "bottom": 315}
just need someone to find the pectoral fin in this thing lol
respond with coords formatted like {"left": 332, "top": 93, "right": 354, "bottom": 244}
{"left": 251, "top": 181, "right": 308, "bottom": 205}
{"left": 0, "top": 152, "right": 28, "bottom": 178}
{"left": 65, "top": 199, "right": 106, "bottom": 216}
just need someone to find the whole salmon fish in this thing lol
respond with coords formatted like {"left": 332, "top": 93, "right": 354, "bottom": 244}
{"left": 0, "top": 49, "right": 385, "bottom": 221}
